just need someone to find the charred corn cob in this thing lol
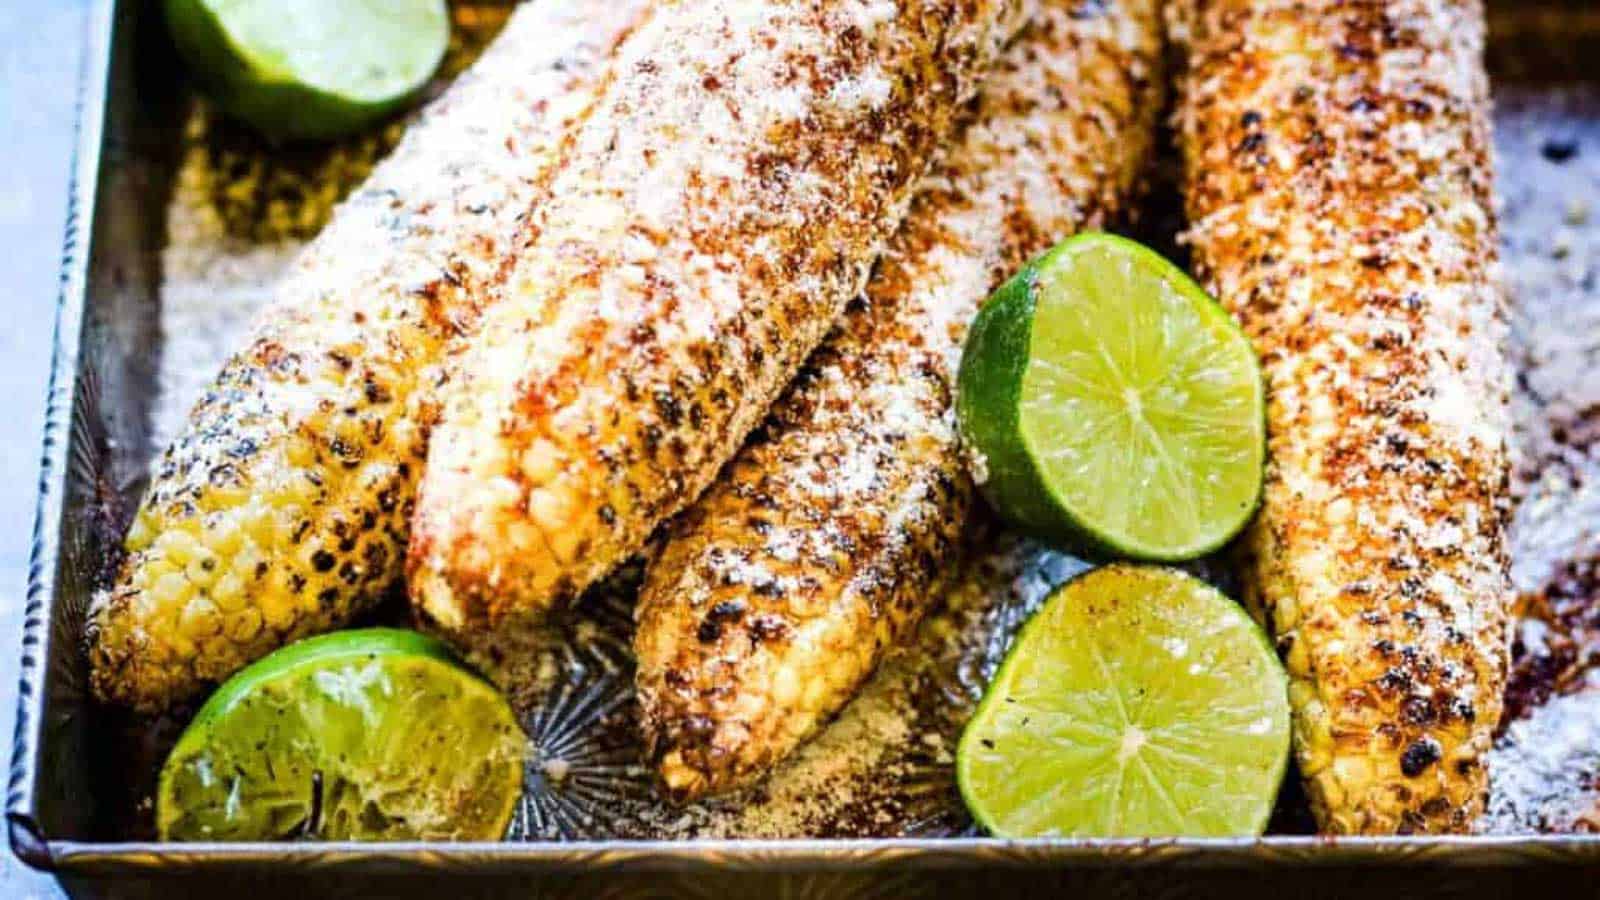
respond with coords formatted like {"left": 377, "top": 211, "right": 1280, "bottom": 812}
{"left": 407, "top": 0, "right": 1026, "bottom": 638}
{"left": 633, "top": 0, "right": 1164, "bottom": 800}
{"left": 1171, "top": 0, "right": 1512, "bottom": 833}
{"left": 87, "top": 0, "right": 646, "bottom": 712}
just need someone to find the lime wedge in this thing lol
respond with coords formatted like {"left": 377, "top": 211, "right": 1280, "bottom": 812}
{"left": 956, "top": 233, "right": 1265, "bottom": 561}
{"left": 164, "top": 0, "right": 450, "bottom": 140}
{"left": 956, "top": 565, "right": 1289, "bottom": 838}
{"left": 158, "top": 628, "right": 524, "bottom": 841}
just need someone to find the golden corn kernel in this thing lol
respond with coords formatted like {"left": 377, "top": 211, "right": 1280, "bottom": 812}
{"left": 152, "top": 572, "right": 192, "bottom": 607}
{"left": 125, "top": 516, "right": 153, "bottom": 550}
{"left": 211, "top": 572, "right": 247, "bottom": 612}
{"left": 260, "top": 590, "right": 299, "bottom": 631}
{"left": 234, "top": 545, "right": 266, "bottom": 582}
{"left": 184, "top": 559, "right": 217, "bottom": 589}
{"left": 159, "top": 530, "right": 200, "bottom": 567}
{"left": 244, "top": 506, "right": 277, "bottom": 547}
{"left": 286, "top": 438, "right": 316, "bottom": 468}
{"left": 225, "top": 608, "right": 263, "bottom": 643}
{"left": 180, "top": 597, "right": 222, "bottom": 638}
{"left": 209, "top": 518, "right": 243, "bottom": 557}
{"left": 800, "top": 672, "right": 829, "bottom": 713}
{"left": 771, "top": 666, "right": 800, "bottom": 708}
{"left": 520, "top": 439, "right": 564, "bottom": 484}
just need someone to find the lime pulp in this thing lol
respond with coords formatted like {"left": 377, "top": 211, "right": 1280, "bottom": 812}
{"left": 956, "top": 564, "right": 1290, "bottom": 838}
{"left": 158, "top": 628, "right": 525, "bottom": 841}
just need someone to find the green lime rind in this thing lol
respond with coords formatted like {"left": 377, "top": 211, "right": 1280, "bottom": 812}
{"left": 956, "top": 232, "right": 1266, "bottom": 562}
{"left": 957, "top": 250, "right": 1057, "bottom": 538}
{"left": 158, "top": 628, "right": 525, "bottom": 842}
{"left": 956, "top": 565, "right": 1290, "bottom": 838}
{"left": 164, "top": 0, "right": 450, "bottom": 140}
{"left": 178, "top": 627, "right": 462, "bottom": 726}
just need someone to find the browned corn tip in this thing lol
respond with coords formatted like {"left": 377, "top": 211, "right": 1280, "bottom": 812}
{"left": 1171, "top": 0, "right": 1511, "bottom": 834}
{"left": 634, "top": 363, "right": 966, "bottom": 799}
{"left": 408, "top": 0, "right": 1030, "bottom": 641}
{"left": 634, "top": 0, "right": 1167, "bottom": 800}
{"left": 86, "top": 0, "right": 644, "bottom": 712}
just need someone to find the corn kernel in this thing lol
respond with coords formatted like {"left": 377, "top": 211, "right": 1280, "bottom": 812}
{"left": 169, "top": 633, "right": 196, "bottom": 659}
{"left": 141, "top": 559, "right": 178, "bottom": 583}
{"left": 126, "top": 516, "right": 153, "bottom": 550}
{"left": 185, "top": 559, "right": 217, "bottom": 589}
{"left": 180, "top": 597, "right": 222, "bottom": 638}
{"left": 210, "top": 518, "right": 243, "bottom": 557}
{"left": 152, "top": 572, "right": 192, "bottom": 607}
{"left": 226, "top": 608, "right": 263, "bottom": 642}
{"left": 160, "top": 530, "right": 201, "bottom": 567}
{"left": 211, "top": 572, "right": 247, "bottom": 612}
{"left": 772, "top": 667, "right": 800, "bottom": 707}
{"left": 244, "top": 506, "right": 277, "bottom": 546}
{"left": 286, "top": 438, "right": 316, "bottom": 468}
{"left": 261, "top": 590, "right": 298, "bottom": 630}
{"left": 206, "top": 481, "right": 249, "bottom": 509}
{"left": 528, "top": 487, "right": 581, "bottom": 562}
{"left": 235, "top": 545, "right": 266, "bottom": 582}
{"left": 801, "top": 672, "right": 829, "bottom": 713}
{"left": 520, "top": 440, "right": 564, "bottom": 484}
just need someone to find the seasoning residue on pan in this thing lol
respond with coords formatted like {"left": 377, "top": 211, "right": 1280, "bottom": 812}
{"left": 1487, "top": 85, "right": 1600, "bottom": 833}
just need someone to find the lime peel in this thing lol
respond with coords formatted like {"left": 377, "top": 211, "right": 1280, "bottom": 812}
{"left": 956, "top": 232, "right": 1266, "bottom": 561}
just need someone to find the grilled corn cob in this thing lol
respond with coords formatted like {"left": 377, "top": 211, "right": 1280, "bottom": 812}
{"left": 633, "top": 0, "right": 1164, "bottom": 800}
{"left": 407, "top": 0, "right": 1026, "bottom": 638}
{"left": 1170, "top": 0, "right": 1512, "bottom": 833}
{"left": 87, "top": 0, "right": 645, "bottom": 712}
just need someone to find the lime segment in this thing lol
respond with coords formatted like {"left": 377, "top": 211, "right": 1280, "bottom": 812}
{"left": 956, "top": 565, "right": 1289, "bottom": 838}
{"left": 165, "top": 0, "right": 450, "bottom": 139}
{"left": 956, "top": 233, "right": 1265, "bottom": 560}
{"left": 158, "top": 628, "right": 525, "bottom": 841}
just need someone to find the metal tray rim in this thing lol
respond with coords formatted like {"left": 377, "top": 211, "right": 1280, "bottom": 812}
{"left": 13, "top": 0, "right": 1600, "bottom": 876}
{"left": 25, "top": 835, "right": 1600, "bottom": 875}
{"left": 6, "top": 0, "right": 114, "bottom": 876}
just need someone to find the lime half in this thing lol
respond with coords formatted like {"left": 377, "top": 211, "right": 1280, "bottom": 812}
{"left": 956, "top": 233, "right": 1265, "bottom": 560}
{"left": 158, "top": 628, "right": 525, "bottom": 841}
{"left": 956, "top": 565, "right": 1289, "bottom": 838}
{"left": 165, "top": 0, "right": 450, "bottom": 140}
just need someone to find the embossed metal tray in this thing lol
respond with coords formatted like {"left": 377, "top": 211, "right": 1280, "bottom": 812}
{"left": 10, "top": 0, "right": 1600, "bottom": 894}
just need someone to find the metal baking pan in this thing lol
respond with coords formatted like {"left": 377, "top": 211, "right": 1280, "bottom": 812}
{"left": 10, "top": 0, "right": 1600, "bottom": 894}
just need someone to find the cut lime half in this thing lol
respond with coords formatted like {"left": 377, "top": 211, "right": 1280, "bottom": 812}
{"left": 956, "top": 233, "right": 1265, "bottom": 561}
{"left": 956, "top": 565, "right": 1290, "bottom": 838}
{"left": 158, "top": 628, "right": 525, "bottom": 841}
{"left": 165, "top": 0, "right": 450, "bottom": 140}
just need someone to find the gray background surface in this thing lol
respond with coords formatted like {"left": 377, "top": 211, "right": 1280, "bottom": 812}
{"left": 1, "top": 0, "right": 91, "bottom": 895}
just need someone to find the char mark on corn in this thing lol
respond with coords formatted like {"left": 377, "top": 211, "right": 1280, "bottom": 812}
{"left": 634, "top": 0, "right": 1166, "bottom": 801}
{"left": 1170, "top": 0, "right": 1512, "bottom": 834}
{"left": 87, "top": 0, "right": 646, "bottom": 713}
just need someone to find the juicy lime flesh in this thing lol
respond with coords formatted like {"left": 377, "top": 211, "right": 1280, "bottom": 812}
{"left": 957, "top": 565, "right": 1289, "bottom": 838}
{"left": 1018, "top": 235, "right": 1264, "bottom": 559}
{"left": 204, "top": 0, "right": 448, "bottom": 101}
{"left": 159, "top": 630, "right": 524, "bottom": 841}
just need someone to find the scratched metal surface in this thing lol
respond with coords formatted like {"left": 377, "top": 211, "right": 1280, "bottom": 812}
{"left": 8, "top": 0, "right": 1600, "bottom": 894}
